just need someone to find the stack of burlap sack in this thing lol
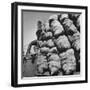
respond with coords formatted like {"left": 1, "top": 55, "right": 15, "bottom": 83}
{"left": 26, "top": 13, "right": 80, "bottom": 76}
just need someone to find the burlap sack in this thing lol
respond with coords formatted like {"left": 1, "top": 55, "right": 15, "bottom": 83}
{"left": 49, "top": 47, "right": 58, "bottom": 53}
{"left": 54, "top": 35, "right": 71, "bottom": 51}
{"left": 35, "top": 55, "right": 48, "bottom": 74}
{"left": 48, "top": 53, "right": 61, "bottom": 75}
{"left": 49, "top": 14, "right": 58, "bottom": 21}
{"left": 59, "top": 49, "right": 76, "bottom": 74}
{"left": 40, "top": 47, "right": 50, "bottom": 54}
{"left": 46, "top": 39, "right": 55, "bottom": 48}
{"left": 59, "top": 14, "right": 69, "bottom": 22}
{"left": 50, "top": 20, "right": 61, "bottom": 32}
{"left": 68, "top": 32, "right": 80, "bottom": 51}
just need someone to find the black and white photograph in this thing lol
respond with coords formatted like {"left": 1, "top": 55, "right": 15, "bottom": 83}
{"left": 11, "top": 2, "right": 88, "bottom": 87}
{"left": 22, "top": 11, "right": 81, "bottom": 77}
